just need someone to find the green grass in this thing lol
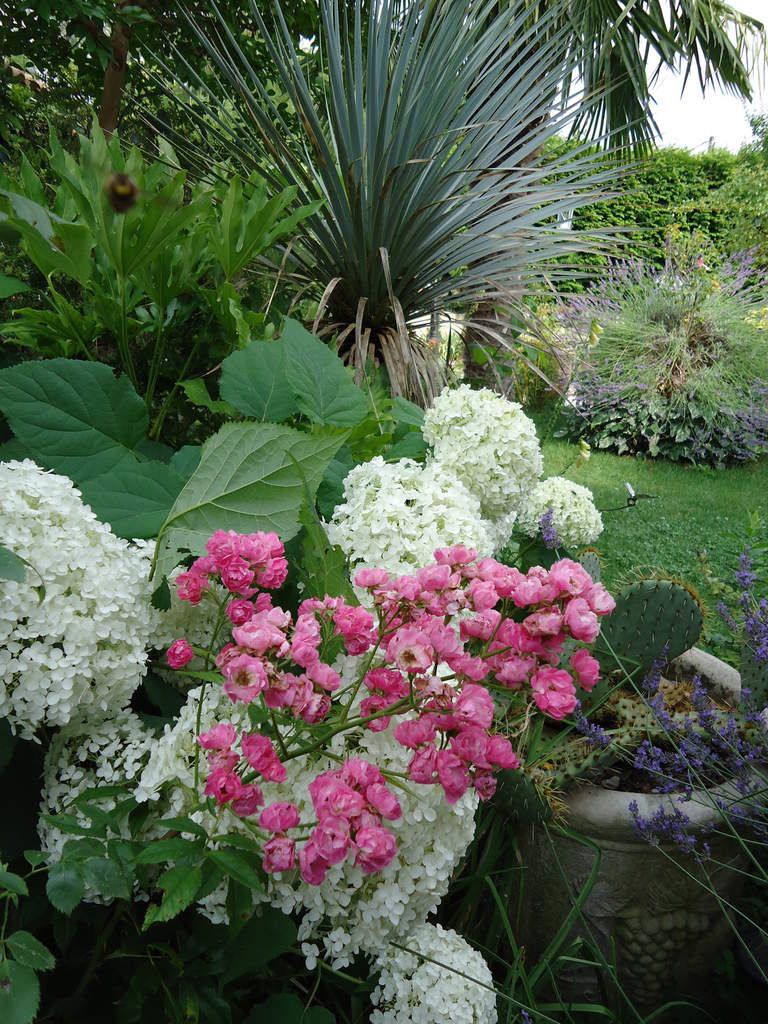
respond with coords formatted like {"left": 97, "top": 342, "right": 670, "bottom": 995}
{"left": 531, "top": 406, "right": 768, "bottom": 617}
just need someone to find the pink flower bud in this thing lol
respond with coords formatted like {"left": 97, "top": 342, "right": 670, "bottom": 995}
{"left": 166, "top": 638, "right": 194, "bottom": 669}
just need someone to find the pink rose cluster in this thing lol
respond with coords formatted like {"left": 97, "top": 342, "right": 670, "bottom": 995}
{"left": 166, "top": 533, "right": 615, "bottom": 887}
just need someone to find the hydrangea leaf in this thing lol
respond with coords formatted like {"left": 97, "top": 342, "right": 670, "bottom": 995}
{"left": 219, "top": 340, "right": 300, "bottom": 422}
{"left": 0, "top": 961, "right": 40, "bottom": 1024}
{"left": 0, "top": 359, "right": 148, "bottom": 483}
{"left": 282, "top": 319, "right": 368, "bottom": 426}
{"left": 0, "top": 546, "right": 26, "bottom": 583}
{"left": 221, "top": 910, "right": 297, "bottom": 984}
{"left": 246, "top": 994, "right": 335, "bottom": 1024}
{"left": 80, "top": 461, "right": 188, "bottom": 539}
{"left": 152, "top": 422, "right": 346, "bottom": 581}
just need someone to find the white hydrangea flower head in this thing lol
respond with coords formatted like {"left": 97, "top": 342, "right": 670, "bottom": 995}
{"left": 134, "top": 661, "right": 478, "bottom": 959}
{"left": 0, "top": 460, "right": 158, "bottom": 737}
{"left": 517, "top": 476, "right": 603, "bottom": 549}
{"left": 370, "top": 922, "right": 497, "bottom": 1024}
{"left": 423, "top": 385, "right": 542, "bottom": 520}
{"left": 325, "top": 456, "right": 497, "bottom": 576}
{"left": 39, "top": 709, "right": 154, "bottom": 877}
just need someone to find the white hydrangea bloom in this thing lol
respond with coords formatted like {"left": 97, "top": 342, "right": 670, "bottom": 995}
{"left": 423, "top": 385, "right": 542, "bottom": 520}
{"left": 325, "top": 456, "right": 497, "bottom": 575}
{"left": 516, "top": 476, "right": 603, "bottom": 549}
{"left": 134, "top": 665, "right": 478, "bottom": 961}
{"left": 370, "top": 922, "right": 497, "bottom": 1024}
{"left": 0, "top": 461, "right": 158, "bottom": 737}
{"left": 39, "top": 709, "right": 154, "bottom": 870}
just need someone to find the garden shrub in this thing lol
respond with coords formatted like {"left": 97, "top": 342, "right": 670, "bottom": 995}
{"left": 561, "top": 245, "right": 768, "bottom": 465}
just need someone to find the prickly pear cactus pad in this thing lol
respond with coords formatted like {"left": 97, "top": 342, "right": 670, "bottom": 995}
{"left": 596, "top": 579, "right": 703, "bottom": 679}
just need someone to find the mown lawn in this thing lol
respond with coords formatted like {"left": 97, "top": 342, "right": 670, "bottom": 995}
{"left": 531, "top": 406, "right": 768, "bottom": 617}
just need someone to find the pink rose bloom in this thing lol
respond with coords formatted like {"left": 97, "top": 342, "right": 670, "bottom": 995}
{"left": 563, "top": 598, "right": 600, "bottom": 643}
{"left": 360, "top": 695, "right": 391, "bottom": 731}
{"left": 263, "top": 836, "right": 296, "bottom": 874}
{"left": 166, "top": 638, "right": 194, "bottom": 669}
{"left": 454, "top": 684, "right": 494, "bottom": 730}
{"left": 436, "top": 749, "right": 470, "bottom": 804}
{"left": 175, "top": 571, "right": 209, "bottom": 604}
{"left": 486, "top": 734, "right": 521, "bottom": 769}
{"left": 392, "top": 575, "right": 421, "bottom": 601}
{"left": 219, "top": 557, "right": 255, "bottom": 595}
{"left": 341, "top": 758, "right": 383, "bottom": 789}
{"left": 494, "top": 655, "right": 536, "bottom": 688}
{"left": 241, "top": 733, "right": 286, "bottom": 782}
{"left": 190, "top": 555, "right": 217, "bottom": 576}
{"left": 263, "top": 671, "right": 299, "bottom": 710}
{"left": 312, "top": 816, "right": 351, "bottom": 865}
{"left": 393, "top": 717, "right": 437, "bottom": 749}
{"left": 434, "top": 545, "right": 477, "bottom": 567}
{"left": 204, "top": 767, "right": 243, "bottom": 805}
{"left": 548, "top": 558, "right": 592, "bottom": 597}
{"left": 299, "top": 840, "right": 329, "bottom": 886}
{"left": 511, "top": 574, "right": 544, "bottom": 607}
{"left": 460, "top": 609, "right": 501, "bottom": 642}
{"left": 222, "top": 653, "right": 269, "bottom": 704}
{"left": 206, "top": 529, "right": 244, "bottom": 562}
{"left": 289, "top": 614, "right": 322, "bottom": 668}
{"left": 198, "top": 722, "right": 237, "bottom": 750}
{"left": 354, "top": 567, "right": 391, "bottom": 589}
{"left": 295, "top": 688, "right": 331, "bottom": 724}
{"left": 466, "top": 578, "right": 499, "bottom": 611}
{"left": 587, "top": 583, "right": 617, "bottom": 616}
{"left": 472, "top": 771, "right": 498, "bottom": 801}
{"left": 408, "top": 746, "right": 438, "bottom": 783}
{"left": 523, "top": 607, "right": 564, "bottom": 637}
{"left": 416, "top": 564, "right": 455, "bottom": 591}
{"left": 254, "top": 592, "right": 274, "bottom": 613}
{"left": 256, "top": 555, "right": 288, "bottom": 590}
{"left": 306, "top": 661, "right": 342, "bottom": 692}
{"left": 232, "top": 608, "right": 290, "bottom": 657}
{"left": 448, "top": 653, "right": 490, "bottom": 682}
{"left": 231, "top": 782, "right": 264, "bottom": 817}
{"left": 364, "top": 668, "right": 408, "bottom": 699}
{"left": 451, "top": 727, "right": 491, "bottom": 768}
{"left": 354, "top": 826, "right": 397, "bottom": 874}
{"left": 333, "top": 603, "right": 376, "bottom": 654}
{"left": 260, "top": 802, "right": 301, "bottom": 833}
{"left": 531, "top": 666, "right": 578, "bottom": 720}
{"left": 206, "top": 749, "right": 239, "bottom": 773}
{"left": 226, "top": 599, "right": 254, "bottom": 625}
{"left": 570, "top": 648, "right": 601, "bottom": 690}
{"left": 366, "top": 783, "right": 402, "bottom": 821}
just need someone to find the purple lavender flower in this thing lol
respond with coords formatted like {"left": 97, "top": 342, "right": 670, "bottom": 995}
{"left": 574, "top": 708, "right": 612, "bottom": 748}
{"left": 539, "top": 507, "right": 559, "bottom": 549}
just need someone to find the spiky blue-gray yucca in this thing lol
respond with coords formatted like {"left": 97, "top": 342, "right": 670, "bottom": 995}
{"left": 166, "top": 0, "right": 622, "bottom": 398}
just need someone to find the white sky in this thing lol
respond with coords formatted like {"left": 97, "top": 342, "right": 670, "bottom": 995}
{"left": 650, "top": 0, "right": 767, "bottom": 152}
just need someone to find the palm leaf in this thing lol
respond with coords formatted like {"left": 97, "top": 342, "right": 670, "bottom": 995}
{"left": 154, "top": 0, "right": 624, "bottom": 398}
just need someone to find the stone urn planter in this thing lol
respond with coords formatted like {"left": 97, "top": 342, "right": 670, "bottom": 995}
{"left": 518, "top": 648, "right": 745, "bottom": 1015}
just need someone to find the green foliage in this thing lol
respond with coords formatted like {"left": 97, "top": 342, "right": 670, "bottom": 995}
{"left": 563, "top": 250, "right": 768, "bottom": 465}
{"left": 595, "top": 578, "right": 704, "bottom": 679}
{"left": 0, "top": 122, "right": 314, "bottom": 443}
{"left": 152, "top": 421, "right": 346, "bottom": 583}
{"left": 569, "top": 145, "right": 737, "bottom": 277}
{"left": 169, "top": 0, "right": 619, "bottom": 398}
{"left": 0, "top": 546, "right": 27, "bottom": 583}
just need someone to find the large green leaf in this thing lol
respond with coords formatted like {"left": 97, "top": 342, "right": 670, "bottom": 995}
{"left": 221, "top": 909, "right": 296, "bottom": 984}
{"left": 0, "top": 275, "right": 31, "bottom": 300}
{"left": 46, "top": 863, "right": 84, "bottom": 914}
{"left": 0, "top": 961, "right": 40, "bottom": 1024}
{"left": 246, "top": 994, "right": 335, "bottom": 1024}
{"left": 0, "top": 546, "right": 27, "bottom": 583}
{"left": 153, "top": 422, "right": 346, "bottom": 581}
{"left": 6, "top": 932, "right": 55, "bottom": 972}
{"left": 0, "top": 359, "right": 147, "bottom": 483}
{"left": 81, "top": 461, "right": 187, "bottom": 539}
{"left": 142, "top": 865, "right": 202, "bottom": 930}
{"left": 219, "top": 340, "right": 299, "bottom": 423}
{"left": 282, "top": 319, "right": 368, "bottom": 426}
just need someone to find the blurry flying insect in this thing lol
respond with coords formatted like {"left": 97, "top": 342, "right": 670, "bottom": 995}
{"left": 104, "top": 172, "right": 140, "bottom": 213}
{"left": 599, "top": 482, "right": 658, "bottom": 514}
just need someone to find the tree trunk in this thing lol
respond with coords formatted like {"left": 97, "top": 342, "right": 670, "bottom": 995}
{"left": 98, "top": 13, "right": 132, "bottom": 137}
